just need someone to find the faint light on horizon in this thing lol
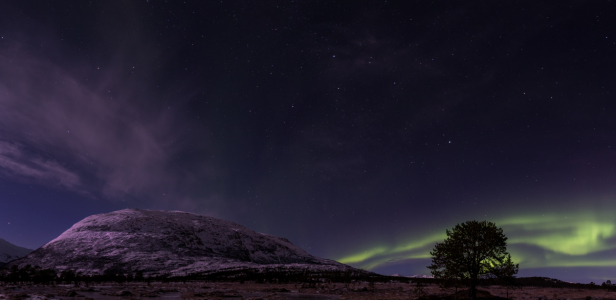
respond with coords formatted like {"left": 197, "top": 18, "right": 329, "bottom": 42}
{"left": 336, "top": 209, "right": 616, "bottom": 271}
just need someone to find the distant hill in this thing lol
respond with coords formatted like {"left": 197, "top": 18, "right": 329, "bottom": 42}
{"left": 5, "top": 209, "right": 361, "bottom": 277}
{"left": 0, "top": 238, "right": 33, "bottom": 264}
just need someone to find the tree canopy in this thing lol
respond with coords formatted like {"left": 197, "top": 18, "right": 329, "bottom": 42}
{"left": 428, "top": 220, "right": 519, "bottom": 300}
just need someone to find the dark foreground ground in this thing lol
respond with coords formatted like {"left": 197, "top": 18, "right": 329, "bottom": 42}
{"left": 1, "top": 282, "right": 615, "bottom": 300}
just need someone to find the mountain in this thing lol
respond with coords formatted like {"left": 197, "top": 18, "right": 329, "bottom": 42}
{"left": 409, "top": 275, "right": 434, "bottom": 278}
{"left": 0, "top": 238, "right": 33, "bottom": 265}
{"left": 4, "top": 209, "right": 356, "bottom": 276}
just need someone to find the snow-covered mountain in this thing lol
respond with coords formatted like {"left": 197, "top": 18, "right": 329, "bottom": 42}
{"left": 409, "top": 275, "right": 434, "bottom": 278}
{"left": 5, "top": 209, "right": 356, "bottom": 276}
{"left": 0, "top": 238, "right": 33, "bottom": 265}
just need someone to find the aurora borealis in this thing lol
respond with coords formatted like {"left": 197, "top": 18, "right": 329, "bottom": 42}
{"left": 1, "top": 1, "right": 616, "bottom": 283}
{"left": 338, "top": 208, "right": 616, "bottom": 271}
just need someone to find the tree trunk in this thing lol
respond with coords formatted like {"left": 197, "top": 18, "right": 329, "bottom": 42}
{"left": 469, "top": 276, "right": 477, "bottom": 300}
{"left": 455, "top": 281, "right": 458, "bottom": 300}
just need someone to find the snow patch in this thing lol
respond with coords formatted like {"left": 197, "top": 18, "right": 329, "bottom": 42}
{"left": 0, "top": 238, "right": 33, "bottom": 263}
{"left": 7, "top": 208, "right": 352, "bottom": 276}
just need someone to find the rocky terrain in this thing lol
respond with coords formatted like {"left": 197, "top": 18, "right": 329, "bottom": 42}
{"left": 4, "top": 209, "right": 355, "bottom": 276}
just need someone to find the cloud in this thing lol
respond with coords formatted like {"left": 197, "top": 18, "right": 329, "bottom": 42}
{"left": 0, "top": 141, "right": 81, "bottom": 190}
{"left": 0, "top": 41, "right": 212, "bottom": 208}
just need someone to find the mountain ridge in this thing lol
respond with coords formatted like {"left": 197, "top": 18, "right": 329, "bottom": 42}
{"left": 0, "top": 238, "right": 33, "bottom": 265}
{"left": 4, "top": 209, "right": 358, "bottom": 276}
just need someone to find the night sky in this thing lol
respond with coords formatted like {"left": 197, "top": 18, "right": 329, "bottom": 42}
{"left": 1, "top": 1, "right": 616, "bottom": 283}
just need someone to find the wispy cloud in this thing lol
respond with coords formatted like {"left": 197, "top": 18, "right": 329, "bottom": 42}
{"left": 0, "top": 141, "right": 81, "bottom": 190}
{"left": 0, "top": 41, "right": 214, "bottom": 208}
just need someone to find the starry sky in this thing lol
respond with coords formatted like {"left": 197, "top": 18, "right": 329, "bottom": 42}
{"left": 1, "top": 1, "right": 615, "bottom": 283}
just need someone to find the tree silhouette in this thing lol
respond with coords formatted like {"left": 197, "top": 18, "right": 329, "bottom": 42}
{"left": 428, "top": 220, "right": 519, "bottom": 300}
{"left": 493, "top": 253, "right": 520, "bottom": 299}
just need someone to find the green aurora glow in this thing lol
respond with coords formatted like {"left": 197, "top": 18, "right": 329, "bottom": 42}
{"left": 336, "top": 210, "right": 616, "bottom": 271}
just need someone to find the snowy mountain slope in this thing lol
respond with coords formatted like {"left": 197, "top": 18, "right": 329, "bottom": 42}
{"left": 0, "top": 238, "right": 33, "bottom": 264}
{"left": 5, "top": 209, "right": 355, "bottom": 276}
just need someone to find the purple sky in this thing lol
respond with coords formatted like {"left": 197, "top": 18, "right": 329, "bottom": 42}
{"left": 1, "top": 1, "right": 616, "bottom": 283}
